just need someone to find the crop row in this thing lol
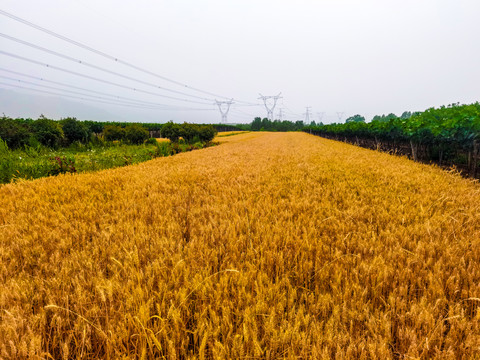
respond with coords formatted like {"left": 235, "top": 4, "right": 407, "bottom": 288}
{"left": 2, "top": 132, "right": 480, "bottom": 358}
{"left": 304, "top": 103, "right": 480, "bottom": 176}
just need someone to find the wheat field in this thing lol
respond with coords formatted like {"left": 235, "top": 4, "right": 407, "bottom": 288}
{"left": 1, "top": 132, "right": 480, "bottom": 359}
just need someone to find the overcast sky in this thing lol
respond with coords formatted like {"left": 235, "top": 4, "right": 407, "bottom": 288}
{"left": 1, "top": 0, "right": 479, "bottom": 124}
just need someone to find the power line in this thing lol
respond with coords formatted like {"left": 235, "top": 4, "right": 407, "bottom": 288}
{"left": 0, "top": 32, "right": 216, "bottom": 104}
{"left": 0, "top": 68, "right": 210, "bottom": 110}
{"left": 0, "top": 50, "right": 219, "bottom": 106}
{"left": 0, "top": 75, "right": 217, "bottom": 111}
{"left": 0, "top": 81, "right": 215, "bottom": 111}
{"left": 282, "top": 105, "right": 302, "bottom": 118}
{"left": 0, "top": 82, "right": 199, "bottom": 110}
{"left": 231, "top": 107, "right": 260, "bottom": 118}
{"left": 0, "top": 8, "right": 258, "bottom": 105}
{"left": 229, "top": 109, "right": 256, "bottom": 122}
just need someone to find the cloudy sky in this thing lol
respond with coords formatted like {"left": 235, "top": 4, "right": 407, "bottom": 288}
{"left": 1, "top": 0, "right": 479, "bottom": 124}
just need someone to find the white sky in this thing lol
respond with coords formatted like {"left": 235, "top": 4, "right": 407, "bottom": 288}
{"left": 1, "top": 0, "right": 479, "bottom": 124}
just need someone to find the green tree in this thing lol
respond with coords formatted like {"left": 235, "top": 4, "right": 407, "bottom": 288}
{"left": 251, "top": 117, "right": 262, "bottom": 131}
{"left": 345, "top": 114, "right": 366, "bottom": 123}
{"left": 32, "top": 116, "right": 64, "bottom": 148}
{"left": 198, "top": 125, "right": 217, "bottom": 142}
{"left": 103, "top": 125, "right": 125, "bottom": 141}
{"left": 125, "top": 124, "right": 149, "bottom": 144}
{"left": 61, "top": 117, "right": 90, "bottom": 144}
{"left": 84, "top": 120, "right": 104, "bottom": 134}
{"left": 161, "top": 121, "right": 182, "bottom": 142}
{"left": 179, "top": 123, "right": 198, "bottom": 143}
{"left": 0, "top": 116, "right": 32, "bottom": 149}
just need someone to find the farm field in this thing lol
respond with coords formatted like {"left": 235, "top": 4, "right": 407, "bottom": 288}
{"left": 1, "top": 132, "right": 480, "bottom": 359}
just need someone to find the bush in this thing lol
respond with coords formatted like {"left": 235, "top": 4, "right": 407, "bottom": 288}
{"left": 103, "top": 125, "right": 125, "bottom": 142}
{"left": 179, "top": 123, "right": 198, "bottom": 144}
{"left": 31, "top": 117, "right": 64, "bottom": 148}
{"left": 145, "top": 137, "right": 158, "bottom": 145}
{"left": 161, "top": 121, "right": 182, "bottom": 142}
{"left": 83, "top": 120, "right": 104, "bottom": 134}
{"left": 162, "top": 122, "right": 217, "bottom": 144}
{"left": 0, "top": 137, "right": 9, "bottom": 154}
{"left": 0, "top": 117, "right": 32, "bottom": 149}
{"left": 61, "top": 117, "right": 90, "bottom": 144}
{"left": 198, "top": 125, "right": 217, "bottom": 142}
{"left": 125, "top": 124, "right": 149, "bottom": 144}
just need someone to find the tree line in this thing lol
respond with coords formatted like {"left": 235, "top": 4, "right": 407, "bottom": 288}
{"left": 248, "top": 117, "right": 305, "bottom": 132}
{"left": 304, "top": 103, "right": 480, "bottom": 177}
{"left": 0, "top": 116, "right": 226, "bottom": 150}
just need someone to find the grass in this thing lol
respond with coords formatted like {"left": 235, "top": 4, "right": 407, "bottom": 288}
{"left": 1, "top": 132, "right": 480, "bottom": 359}
{"left": 0, "top": 139, "right": 208, "bottom": 184}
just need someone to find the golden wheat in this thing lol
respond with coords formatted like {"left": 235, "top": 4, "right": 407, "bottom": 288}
{"left": 1, "top": 132, "right": 480, "bottom": 359}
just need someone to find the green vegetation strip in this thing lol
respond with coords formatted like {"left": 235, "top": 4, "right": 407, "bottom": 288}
{"left": 0, "top": 140, "right": 215, "bottom": 184}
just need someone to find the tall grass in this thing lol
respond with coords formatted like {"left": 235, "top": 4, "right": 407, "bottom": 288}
{"left": 0, "top": 140, "right": 175, "bottom": 184}
{"left": 1, "top": 132, "right": 480, "bottom": 359}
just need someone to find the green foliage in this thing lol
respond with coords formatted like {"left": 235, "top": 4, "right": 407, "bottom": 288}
{"left": 304, "top": 103, "right": 480, "bottom": 169}
{"left": 103, "top": 125, "right": 126, "bottom": 142}
{"left": 49, "top": 156, "right": 76, "bottom": 176}
{"left": 306, "top": 103, "right": 480, "bottom": 149}
{"left": 145, "top": 137, "right": 158, "bottom": 145}
{"left": 198, "top": 125, "right": 217, "bottom": 142}
{"left": 0, "top": 117, "right": 220, "bottom": 154}
{"left": 179, "top": 122, "right": 198, "bottom": 143}
{"left": 0, "top": 137, "right": 9, "bottom": 154}
{"left": 0, "top": 116, "right": 32, "bottom": 149}
{"left": 61, "top": 117, "right": 90, "bottom": 144}
{"left": 125, "top": 124, "right": 149, "bottom": 144}
{"left": 161, "top": 121, "right": 182, "bottom": 142}
{"left": 250, "top": 117, "right": 305, "bottom": 132}
{"left": 31, "top": 117, "right": 64, "bottom": 148}
{"left": 345, "top": 114, "right": 365, "bottom": 123}
{"left": 161, "top": 122, "right": 216, "bottom": 144}
{"left": 371, "top": 113, "right": 398, "bottom": 122}
{"left": 83, "top": 120, "right": 104, "bottom": 134}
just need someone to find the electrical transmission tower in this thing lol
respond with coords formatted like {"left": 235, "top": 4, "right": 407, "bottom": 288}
{"left": 317, "top": 112, "right": 325, "bottom": 123}
{"left": 336, "top": 112, "right": 345, "bottom": 122}
{"left": 215, "top": 99, "right": 234, "bottom": 123}
{"left": 258, "top": 93, "right": 282, "bottom": 121}
{"left": 277, "top": 108, "right": 284, "bottom": 121}
{"left": 304, "top": 107, "right": 312, "bottom": 124}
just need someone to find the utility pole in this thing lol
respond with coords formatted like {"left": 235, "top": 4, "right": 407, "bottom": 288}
{"left": 215, "top": 99, "right": 234, "bottom": 123}
{"left": 304, "top": 107, "right": 312, "bottom": 124}
{"left": 258, "top": 93, "right": 282, "bottom": 121}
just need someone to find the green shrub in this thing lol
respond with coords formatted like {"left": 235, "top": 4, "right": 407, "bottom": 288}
{"left": 179, "top": 123, "right": 198, "bottom": 144}
{"left": 145, "top": 137, "right": 158, "bottom": 145}
{"left": 161, "top": 121, "right": 182, "bottom": 142}
{"left": 198, "top": 125, "right": 217, "bottom": 142}
{"left": 0, "top": 117, "right": 32, "bottom": 149}
{"left": 125, "top": 124, "right": 149, "bottom": 144}
{"left": 0, "top": 137, "right": 9, "bottom": 154}
{"left": 31, "top": 117, "right": 64, "bottom": 148}
{"left": 103, "top": 125, "right": 125, "bottom": 141}
{"left": 61, "top": 117, "right": 90, "bottom": 144}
